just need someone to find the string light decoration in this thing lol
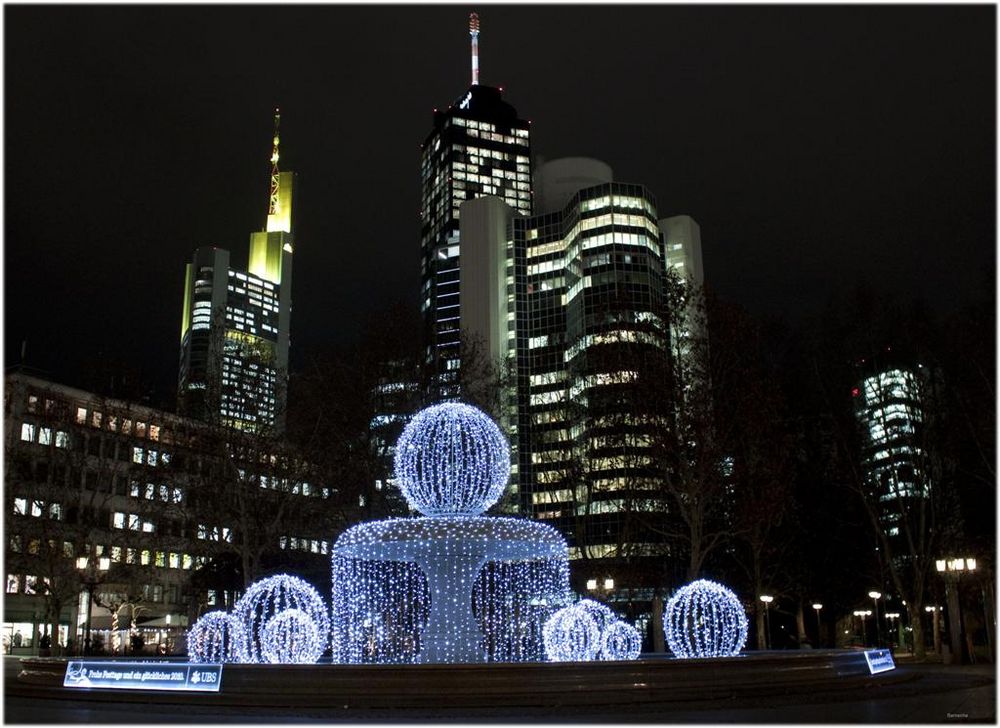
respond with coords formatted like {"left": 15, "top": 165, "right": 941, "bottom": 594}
{"left": 601, "top": 620, "right": 642, "bottom": 661}
{"left": 330, "top": 402, "right": 572, "bottom": 664}
{"left": 542, "top": 604, "right": 601, "bottom": 662}
{"left": 542, "top": 600, "right": 642, "bottom": 662}
{"left": 393, "top": 402, "right": 510, "bottom": 517}
{"left": 187, "top": 611, "right": 235, "bottom": 663}
{"left": 664, "top": 579, "right": 748, "bottom": 658}
{"left": 332, "top": 516, "right": 570, "bottom": 664}
{"left": 230, "top": 574, "right": 330, "bottom": 664}
{"left": 260, "top": 608, "right": 322, "bottom": 664}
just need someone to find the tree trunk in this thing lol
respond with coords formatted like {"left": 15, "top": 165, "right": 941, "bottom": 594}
{"left": 908, "top": 604, "right": 927, "bottom": 660}
{"left": 651, "top": 594, "right": 665, "bottom": 653}
{"left": 756, "top": 604, "right": 767, "bottom": 650}
{"left": 796, "top": 601, "right": 807, "bottom": 647}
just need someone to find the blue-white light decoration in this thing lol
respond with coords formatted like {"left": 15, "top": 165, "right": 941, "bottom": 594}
{"left": 393, "top": 402, "right": 510, "bottom": 517}
{"left": 543, "top": 604, "right": 601, "bottom": 662}
{"left": 231, "top": 574, "right": 330, "bottom": 664}
{"left": 187, "top": 611, "right": 235, "bottom": 663}
{"left": 542, "top": 599, "right": 642, "bottom": 662}
{"left": 601, "top": 620, "right": 642, "bottom": 661}
{"left": 332, "top": 516, "right": 571, "bottom": 664}
{"left": 260, "top": 608, "right": 322, "bottom": 664}
{"left": 664, "top": 579, "right": 748, "bottom": 658}
{"left": 330, "top": 402, "right": 572, "bottom": 664}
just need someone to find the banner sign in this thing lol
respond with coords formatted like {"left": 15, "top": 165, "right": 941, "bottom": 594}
{"left": 63, "top": 661, "right": 222, "bottom": 692}
{"left": 863, "top": 649, "right": 896, "bottom": 674}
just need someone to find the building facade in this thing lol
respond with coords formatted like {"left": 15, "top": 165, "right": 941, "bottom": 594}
{"left": 178, "top": 111, "right": 294, "bottom": 432}
{"left": 457, "top": 158, "right": 707, "bottom": 602}
{"left": 4, "top": 371, "right": 335, "bottom": 656}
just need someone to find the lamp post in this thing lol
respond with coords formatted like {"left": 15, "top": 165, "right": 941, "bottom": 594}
{"left": 812, "top": 603, "right": 823, "bottom": 647}
{"left": 936, "top": 557, "right": 976, "bottom": 665}
{"left": 868, "top": 591, "right": 882, "bottom": 646}
{"left": 853, "top": 610, "right": 872, "bottom": 646}
{"left": 75, "top": 555, "right": 109, "bottom": 655}
{"left": 885, "top": 613, "right": 901, "bottom": 649}
{"left": 925, "top": 606, "right": 942, "bottom": 655}
{"left": 760, "top": 595, "right": 774, "bottom": 650}
{"left": 586, "top": 577, "right": 614, "bottom": 602}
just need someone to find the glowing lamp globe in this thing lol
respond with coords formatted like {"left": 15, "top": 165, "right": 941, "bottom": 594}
{"left": 394, "top": 402, "right": 510, "bottom": 517}
{"left": 665, "top": 579, "right": 748, "bottom": 658}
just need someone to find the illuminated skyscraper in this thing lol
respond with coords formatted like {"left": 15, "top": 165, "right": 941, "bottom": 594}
{"left": 178, "top": 110, "right": 295, "bottom": 432}
{"left": 419, "top": 13, "right": 532, "bottom": 398}
{"left": 854, "top": 358, "right": 935, "bottom": 549}
{"left": 460, "top": 159, "right": 702, "bottom": 574}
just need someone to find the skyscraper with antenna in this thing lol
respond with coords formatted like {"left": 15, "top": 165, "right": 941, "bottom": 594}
{"left": 178, "top": 109, "right": 295, "bottom": 432}
{"left": 419, "top": 12, "right": 532, "bottom": 400}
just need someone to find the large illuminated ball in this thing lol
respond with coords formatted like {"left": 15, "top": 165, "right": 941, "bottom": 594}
{"left": 393, "top": 402, "right": 510, "bottom": 517}
{"left": 187, "top": 611, "right": 235, "bottom": 663}
{"left": 542, "top": 605, "right": 601, "bottom": 662}
{"left": 260, "top": 608, "right": 322, "bottom": 664}
{"left": 575, "top": 599, "right": 616, "bottom": 634}
{"left": 665, "top": 579, "right": 748, "bottom": 658}
{"left": 601, "top": 621, "right": 642, "bottom": 661}
{"left": 231, "top": 574, "right": 330, "bottom": 664}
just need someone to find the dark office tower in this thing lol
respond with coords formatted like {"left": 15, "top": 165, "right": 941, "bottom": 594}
{"left": 419, "top": 13, "right": 532, "bottom": 399}
{"left": 178, "top": 110, "right": 295, "bottom": 432}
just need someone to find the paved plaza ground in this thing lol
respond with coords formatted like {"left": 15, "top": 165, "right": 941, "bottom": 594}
{"left": 3, "top": 656, "right": 994, "bottom": 723}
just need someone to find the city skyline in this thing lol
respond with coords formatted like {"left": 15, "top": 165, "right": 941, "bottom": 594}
{"left": 5, "top": 5, "right": 994, "bottom": 403}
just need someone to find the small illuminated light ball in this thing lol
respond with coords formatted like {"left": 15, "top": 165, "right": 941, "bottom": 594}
{"left": 575, "top": 599, "right": 616, "bottom": 633}
{"left": 601, "top": 621, "right": 642, "bottom": 661}
{"left": 394, "top": 402, "right": 510, "bottom": 517}
{"left": 260, "top": 608, "right": 322, "bottom": 664}
{"left": 187, "top": 611, "right": 234, "bottom": 663}
{"left": 665, "top": 579, "right": 748, "bottom": 658}
{"left": 231, "top": 574, "right": 330, "bottom": 664}
{"left": 543, "top": 604, "right": 601, "bottom": 662}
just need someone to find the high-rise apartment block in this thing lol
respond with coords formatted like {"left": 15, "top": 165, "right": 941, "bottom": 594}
{"left": 178, "top": 111, "right": 294, "bottom": 432}
{"left": 419, "top": 15, "right": 532, "bottom": 397}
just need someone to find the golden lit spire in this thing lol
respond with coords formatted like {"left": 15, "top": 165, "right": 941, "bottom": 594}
{"left": 267, "top": 107, "right": 281, "bottom": 218}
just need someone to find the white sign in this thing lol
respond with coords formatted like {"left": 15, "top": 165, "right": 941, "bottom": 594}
{"left": 63, "top": 661, "right": 222, "bottom": 692}
{"left": 863, "top": 649, "right": 896, "bottom": 674}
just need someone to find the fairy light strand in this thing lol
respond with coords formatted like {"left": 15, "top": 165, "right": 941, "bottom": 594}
{"left": 187, "top": 611, "right": 235, "bottom": 663}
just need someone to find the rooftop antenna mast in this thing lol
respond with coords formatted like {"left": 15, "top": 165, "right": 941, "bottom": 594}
{"left": 469, "top": 12, "right": 480, "bottom": 86}
{"left": 268, "top": 108, "right": 281, "bottom": 220}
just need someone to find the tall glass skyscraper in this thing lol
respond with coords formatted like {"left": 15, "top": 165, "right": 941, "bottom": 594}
{"left": 178, "top": 111, "right": 294, "bottom": 433}
{"left": 419, "top": 43, "right": 532, "bottom": 396}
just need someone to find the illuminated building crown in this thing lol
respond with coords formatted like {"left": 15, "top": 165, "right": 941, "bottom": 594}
{"left": 393, "top": 402, "right": 510, "bottom": 517}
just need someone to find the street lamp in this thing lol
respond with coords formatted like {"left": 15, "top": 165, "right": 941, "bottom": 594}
{"left": 812, "top": 603, "right": 823, "bottom": 647}
{"left": 925, "top": 606, "right": 943, "bottom": 655}
{"left": 868, "top": 591, "right": 882, "bottom": 646}
{"left": 885, "top": 612, "right": 901, "bottom": 648}
{"left": 853, "top": 610, "right": 872, "bottom": 646}
{"left": 587, "top": 577, "right": 614, "bottom": 602}
{"left": 936, "top": 556, "right": 977, "bottom": 665}
{"left": 760, "top": 595, "right": 774, "bottom": 650}
{"left": 76, "top": 555, "right": 109, "bottom": 655}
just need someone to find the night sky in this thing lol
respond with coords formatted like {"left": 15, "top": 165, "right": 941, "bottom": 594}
{"left": 5, "top": 5, "right": 995, "bottom": 405}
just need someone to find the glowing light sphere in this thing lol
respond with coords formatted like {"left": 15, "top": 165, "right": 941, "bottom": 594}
{"left": 542, "top": 604, "right": 601, "bottom": 662}
{"left": 187, "top": 611, "right": 235, "bottom": 663}
{"left": 665, "top": 579, "right": 748, "bottom": 658}
{"left": 601, "top": 620, "right": 642, "bottom": 661}
{"left": 393, "top": 402, "right": 510, "bottom": 517}
{"left": 574, "top": 599, "right": 616, "bottom": 634}
{"left": 260, "top": 608, "right": 322, "bottom": 664}
{"left": 231, "top": 574, "right": 330, "bottom": 664}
